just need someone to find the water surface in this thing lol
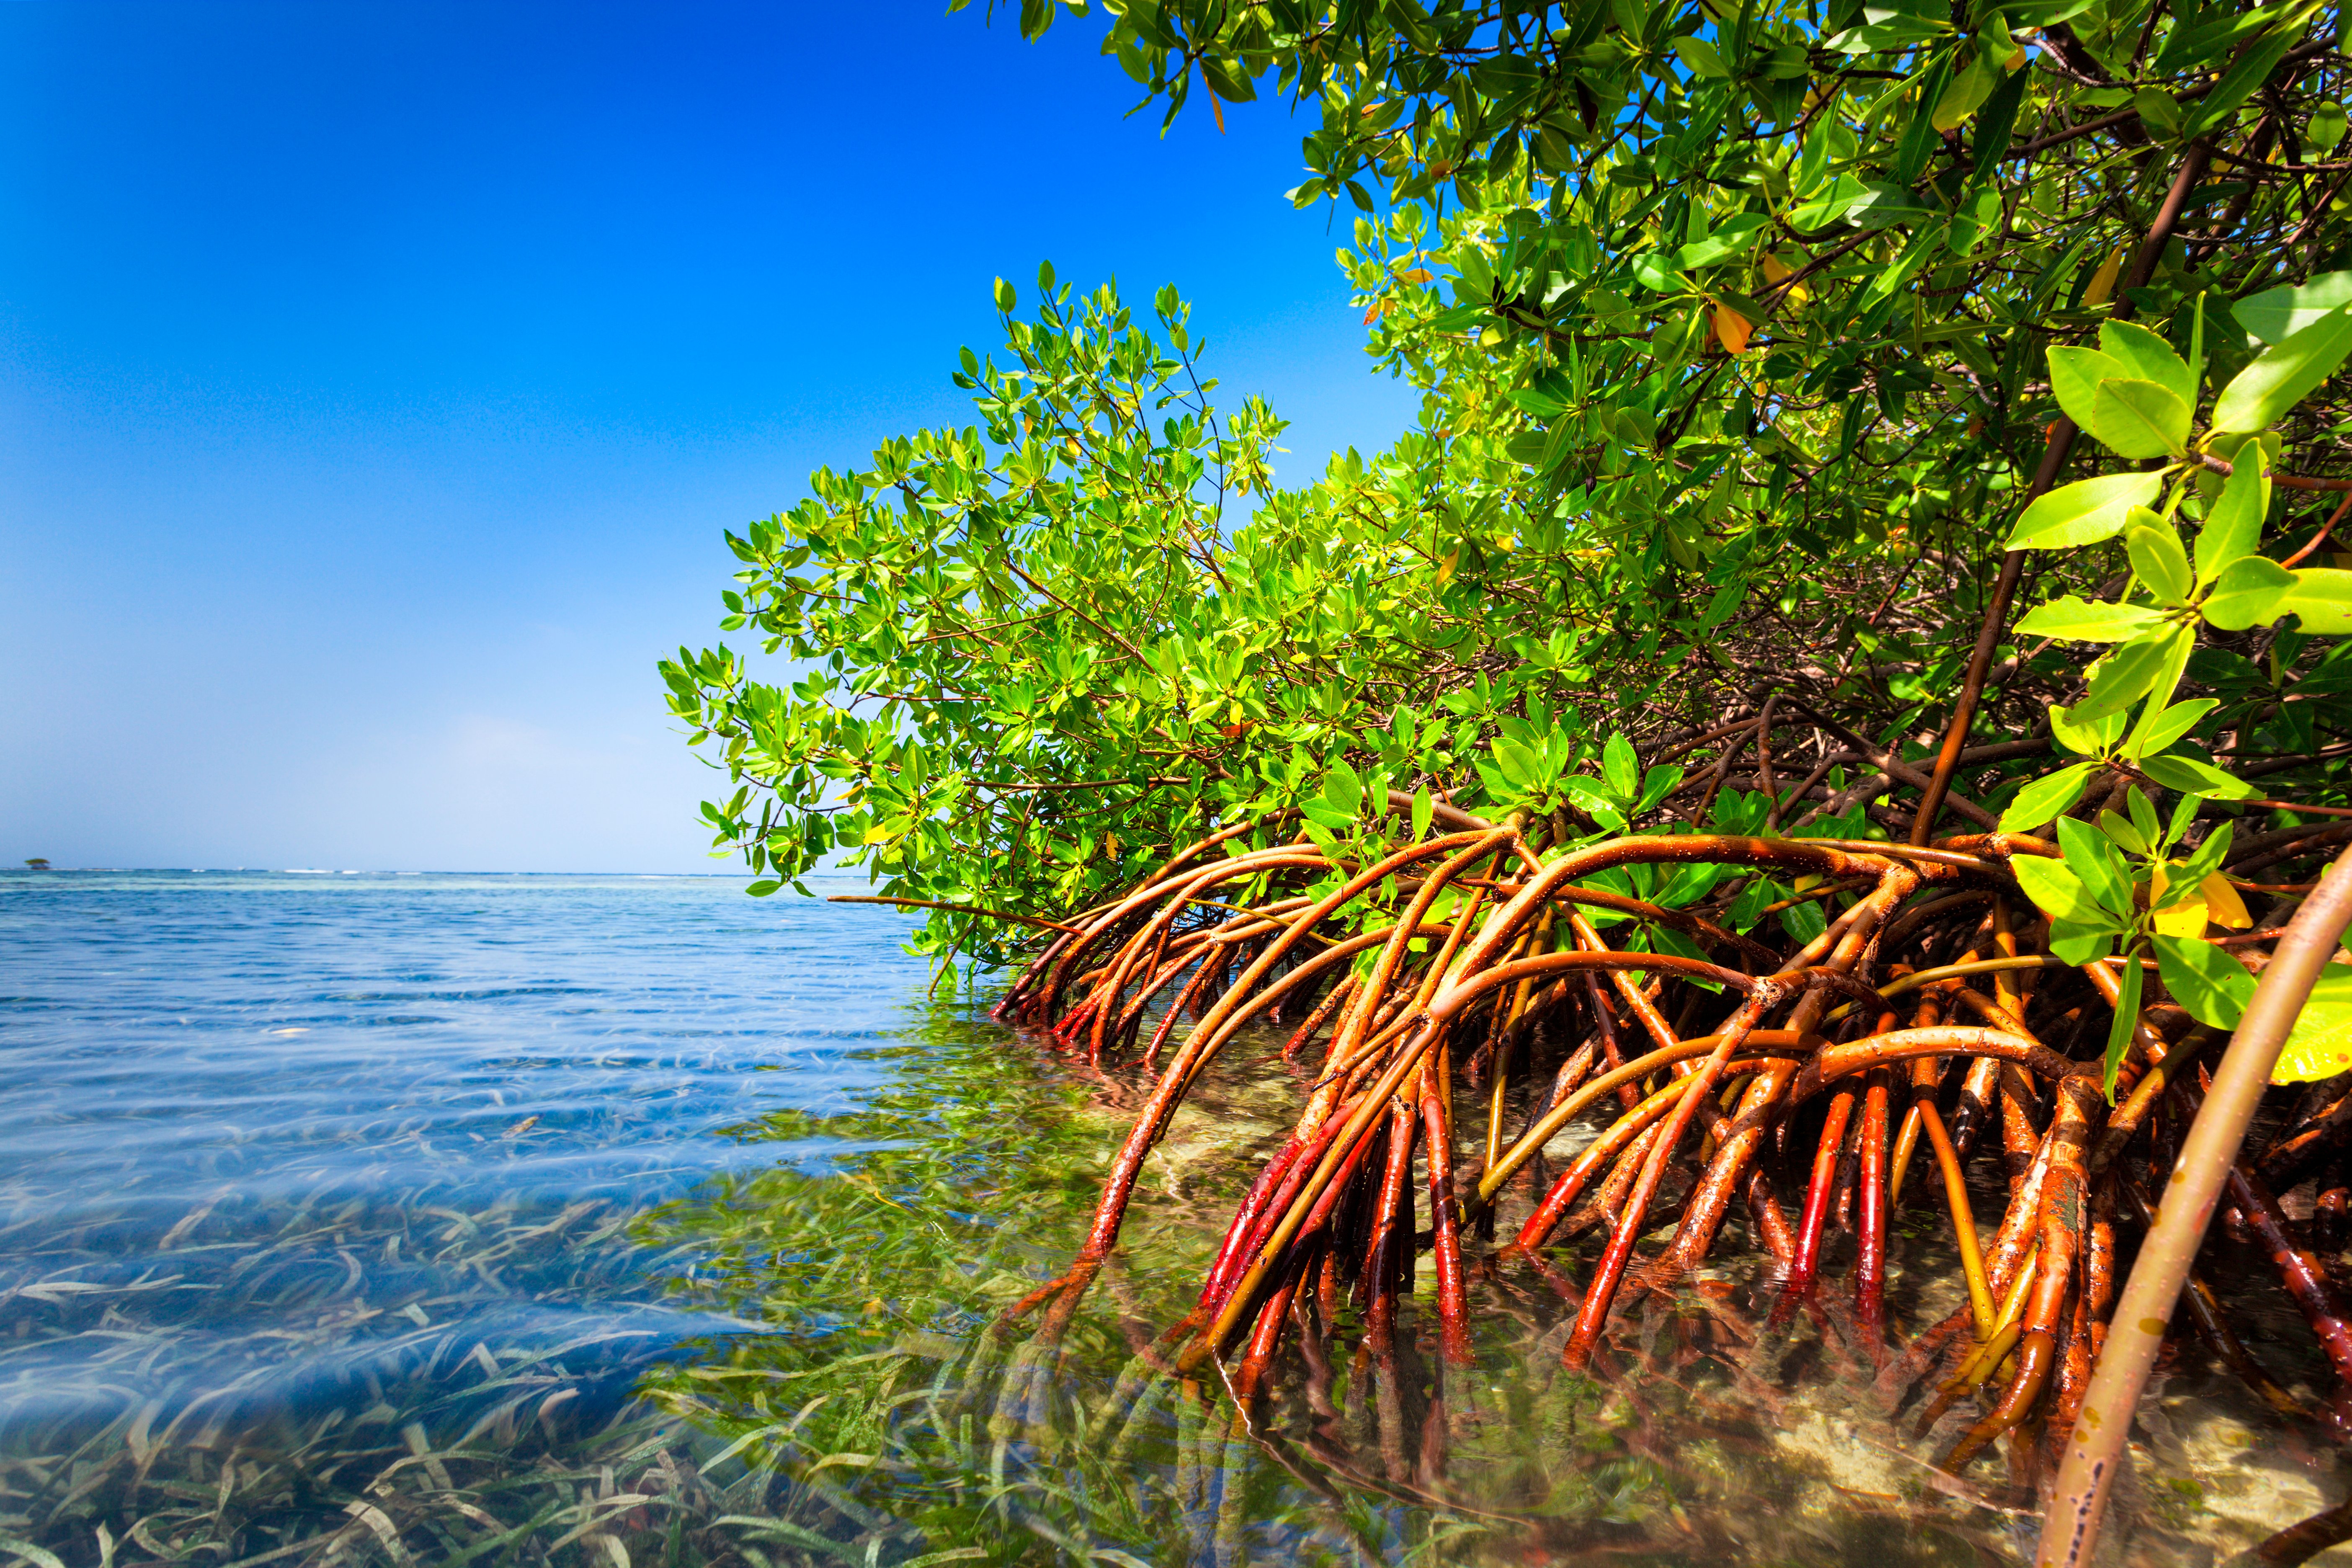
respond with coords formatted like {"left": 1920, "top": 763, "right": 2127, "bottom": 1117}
{"left": 3, "top": 870, "right": 2325, "bottom": 1568}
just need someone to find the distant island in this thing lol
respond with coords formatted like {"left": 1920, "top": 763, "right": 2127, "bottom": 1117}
{"left": 23, "top": 859, "right": 50, "bottom": 870}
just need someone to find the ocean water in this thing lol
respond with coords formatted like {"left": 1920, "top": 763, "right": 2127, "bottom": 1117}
{"left": 0, "top": 871, "right": 968, "bottom": 1551}
{"left": 3, "top": 871, "right": 2318, "bottom": 1568}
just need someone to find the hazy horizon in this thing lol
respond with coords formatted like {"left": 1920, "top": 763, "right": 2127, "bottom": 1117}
{"left": 3, "top": 1, "right": 1416, "bottom": 874}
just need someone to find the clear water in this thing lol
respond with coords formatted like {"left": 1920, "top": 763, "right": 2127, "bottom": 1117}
{"left": 0, "top": 872, "right": 952, "bottom": 1556}
{"left": 2, "top": 872, "right": 2316, "bottom": 1568}
{"left": 0, "top": 869, "right": 932, "bottom": 1436}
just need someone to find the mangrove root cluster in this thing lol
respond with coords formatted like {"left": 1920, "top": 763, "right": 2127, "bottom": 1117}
{"left": 967, "top": 784, "right": 2352, "bottom": 1540}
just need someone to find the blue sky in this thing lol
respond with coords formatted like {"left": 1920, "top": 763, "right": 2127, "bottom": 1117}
{"left": 0, "top": 0, "right": 1416, "bottom": 872}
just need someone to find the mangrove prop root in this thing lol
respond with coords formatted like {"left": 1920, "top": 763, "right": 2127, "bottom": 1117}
{"left": 953, "top": 816, "right": 2352, "bottom": 1554}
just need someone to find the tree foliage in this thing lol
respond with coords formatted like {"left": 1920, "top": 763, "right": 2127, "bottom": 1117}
{"left": 663, "top": 0, "right": 2352, "bottom": 979}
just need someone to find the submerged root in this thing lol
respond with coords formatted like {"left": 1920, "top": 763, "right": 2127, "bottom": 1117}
{"left": 970, "top": 793, "right": 2352, "bottom": 1525}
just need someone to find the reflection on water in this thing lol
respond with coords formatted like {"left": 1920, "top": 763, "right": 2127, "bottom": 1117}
{"left": 0, "top": 869, "right": 928, "bottom": 1566}
{"left": 2, "top": 872, "right": 2329, "bottom": 1565}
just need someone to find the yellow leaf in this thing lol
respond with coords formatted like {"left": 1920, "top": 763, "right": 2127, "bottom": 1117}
{"left": 1761, "top": 253, "right": 1809, "bottom": 304}
{"left": 1436, "top": 547, "right": 1460, "bottom": 586}
{"left": 2083, "top": 247, "right": 2125, "bottom": 307}
{"left": 2151, "top": 893, "right": 2208, "bottom": 937}
{"left": 1714, "top": 304, "right": 1752, "bottom": 355}
{"left": 2200, "top": 873, "right": 2251, "bottom": 930}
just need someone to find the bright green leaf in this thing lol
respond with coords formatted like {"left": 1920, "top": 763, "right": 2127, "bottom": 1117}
{"left": 2046, "top": 345, "right": 2126, "bottom": 428}
{"left": 2233, "top": 271, "right": 2352, "bottom": 346}
{"left": 2125, "top": 519, "right": 2193, "bottom": 604}
{"left": 2280, "top": 568, "right": 2352, "bottom": 634}
{"left": 2213, "top": 305, "right": 2352, "bottom": 433}
{"left": 2139, "top": 750, "right": 2261, "bottom": 799}
{"left": 2201, "top": 553, "right": 2297, "bottom": 630}
{"left": 2100, "top": 321, "right": 2196, "bottom": 404}
{"left": 2152, "top": 933, "right": 2255, "bottom": 1031}
{"left": 2006, "top": 471, "right": 2167, "bottom": 549}
{"left": 2012, "top": 853, "right": 2109, "bottom": 927}
{"left": 2014, "top": 595, "right": 2166, "bottom": 641}
{"left": 2050, "top": 701, "right": 2129, "bottom": 757}
{"left": 2057, "top": 816, "right": 2135, "bottom": 920}
{"left": 2275, "top": 970, "right": 2352, "bottom": 1083}
{"left": 2103, "top": 945, "right": 2144, "bottom": 1100}
{"left": 2073, "top": 626, "right": 2190, "bottom": 724}
{"left": 2089, "top": 378, "right": 2190, "bottom": 458}
{"left": 2127, "top": 698, "right": 2218, "bottom": 760}
{"left": 1602, "top": 733, "right": 1640, "bottom": 802}
{"left": 2193, "top": 453, "right": 2269, "bottom": 587}
{"left": 1998, "top": 760, "right": 2100, "bottom": 832}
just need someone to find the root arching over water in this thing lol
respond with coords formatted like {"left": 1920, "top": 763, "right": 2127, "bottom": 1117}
{"left": 936, "top": 795, "right": 2352, "bottom": 1547}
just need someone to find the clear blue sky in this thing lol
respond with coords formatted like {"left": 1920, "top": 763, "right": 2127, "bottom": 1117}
{"left": 0, "top": 1, "right": 1416, "bottom": 872}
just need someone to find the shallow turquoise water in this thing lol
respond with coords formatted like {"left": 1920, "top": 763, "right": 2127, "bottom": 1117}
{"left": 0, "top": 869, "right": 926, "bottom": 1445}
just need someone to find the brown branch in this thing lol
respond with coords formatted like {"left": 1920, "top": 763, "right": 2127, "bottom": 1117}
{"left": 1915, "top": 140, "right": 2213, "bottom": 844}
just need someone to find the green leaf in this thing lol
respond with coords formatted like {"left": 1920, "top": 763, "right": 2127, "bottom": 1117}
{"left": 2014, "top": 594, "right": 2166, "bottom": 642}
{"left": 1644, "top": 921, "right": 1724, "bottom": 988}
{"left": 2233, "top": 271, "right": 2352, "bottom": 346}
{"left": 2057, "top": 816, "right": 2135, "bottom": 920}
{"left": 1932, "top": 51, "right": 2000, "bottom": 131}
{"left": 2127, "top": 698, "right": 2218, "bottom": 760}
{"left": 1635, "top": 763, "right": 1687, "bottom": 814}
{"left": 1602, "top": 733, "right": 1640, "bottom": 802}
{"left": 2050, "top": 700, "right": 2129, "bottom": 757}
{"left": 2193, "top": 453, "right": 2268, "bottom": 586}
{"left": 2073, "top": 626, "right": 2191, "bottom": 724}
{"left": 2139, "top": 750, "right": 2261, "bottom": 799}
{"left": 2133, "top": 84, "right": 2183, "bottom": 137}
{"left": 2006, "top": 471, "right": 2167, "bottom": 549}
{"left": 993, "top": 276, "right": 1017, "bottom": 312}
{"left": 1656, "top": 861, "right": 1726, "bottom": 906}
{"left": 1674, "top": 33, "right": 1731, "bottom": 77}
{"left": 1299, "top": 819, "right": 1346, "bottom": 867}
{"left": 2312, "top": 103, "right": 2349, "bottom": 155}
{"left": 2012, "top": 853, "right": 2111, "bottom": 927}
{"left": 2151, "top": 933, "right": 2255, "bottom": 1031}
{"left": 1794, "top": 100, "right": 1839, "bottom": 195}
{"left": 2213, "top": 305, "right": 2352, "bottom": 433}
{"left": 1998, "top": 760, "right": 2100, "bottom": 832}
{"left": 2125, "top": 518, "right": 2193, "bottom": 604}
{"left": 1411, "top": 784, "right": 1434, "bottom": 842}
{"left": 745, "top": 879, "right": 784, "bottom": 897}
{"left": 2046, "top": 345, "right": 2127, "bottom": 428}
{"left": 2183, "top": 28, "right": 2297, "bottom": 141}
{"left": 2097, "top": 806, "right": 2149, "bottom": 857}
{"left": 2280, "top": 567, "right": 2352, "bottom": 634}
{"left": 2089, "top": 378, "right": 2191, "bottom": 458}
{"left": 1779, "top": 897, "right": 1829, "bottom": 945}
{"left": 2048, "top": 917, "right": 2116, "bottom": 966}
{"left": 2275, "top": 970, "right": 2352, "bottom": 1083}
{"left": 1633, "top": 253, "right": 1689, "bottom": 293}
{"left": 2170, "top": 819, "right": 2235, "bottom": 889}
{"left": 2103, "top": 944, "right": 2145, "bottom": 1100}
{"left": 1676, "top": 215, "right": 1768, "bottom": 269}
{"left": 1323, "top": 757, "right": 1365, "bottom": 818}
{"left": 2100, "top": 321, "right": 2197, "bottom": 405}
{"left": 1563, "top": 776, "right": 1628, "bottom": 831}
{"left": 2201, "top": 553, "right": 2297, "bottom": 630}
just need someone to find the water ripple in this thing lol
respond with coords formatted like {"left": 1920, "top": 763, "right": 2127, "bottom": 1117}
{"left": 0, "top": 868, "right": 922, "bottom": 1440}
